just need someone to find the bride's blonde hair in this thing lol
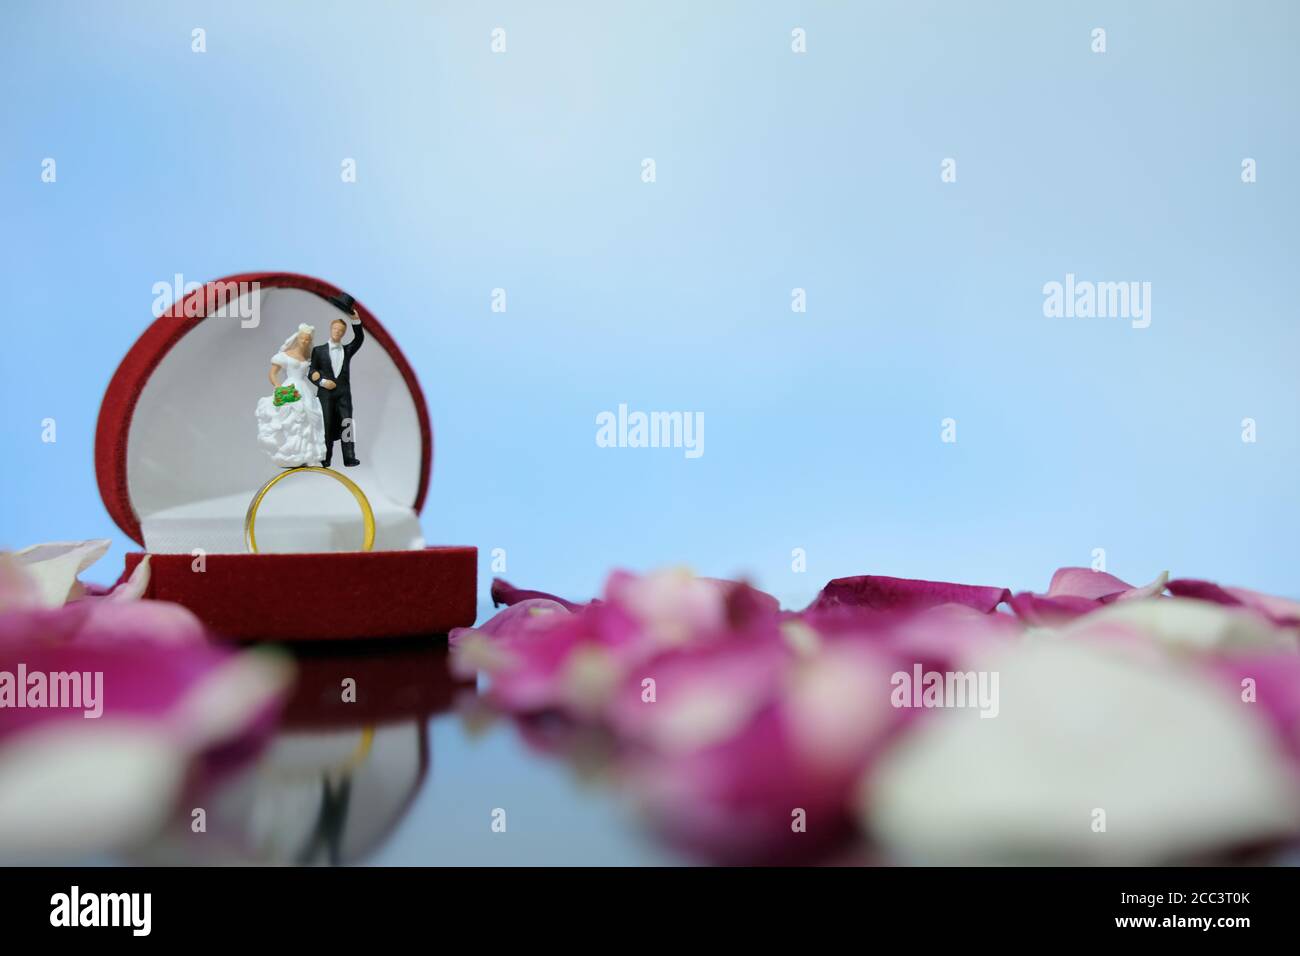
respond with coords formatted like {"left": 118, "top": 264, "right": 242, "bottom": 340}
{"left": 280, "top": 323, "right": 315, "bottom": 353}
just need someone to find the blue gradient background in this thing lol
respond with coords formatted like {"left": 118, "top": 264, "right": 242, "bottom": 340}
{"left": 3, "top": 0, "right": 1297, "bottom": 611}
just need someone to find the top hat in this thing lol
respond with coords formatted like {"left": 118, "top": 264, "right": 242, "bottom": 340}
{"left": 325, "top": 292, "right": 357, "bottom": 315}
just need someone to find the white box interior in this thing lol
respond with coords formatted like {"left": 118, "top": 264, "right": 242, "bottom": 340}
{"left": 125, "top": 286, "right": 427, "bottom": 554}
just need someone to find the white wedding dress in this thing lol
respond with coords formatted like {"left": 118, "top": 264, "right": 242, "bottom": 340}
{"left": 255, "top": 351, "right": 327, "bottom": 467}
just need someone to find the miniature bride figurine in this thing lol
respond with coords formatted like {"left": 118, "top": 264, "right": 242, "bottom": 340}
{"left": 255, "top": 324, "right": 327, "bottom": 467}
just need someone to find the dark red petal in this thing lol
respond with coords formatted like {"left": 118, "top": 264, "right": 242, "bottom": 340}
{"left": 805, "top": 575, "right": 1009, "bottom": 615}
{"left": 1168, "top": 579, "right": 1300, "bottom": 627}
{"left": 490, "top": 578, "right": 587, "bottom": 612}
{"left": 722, "top": 580, "right": 782, "bottom": 630}
{"left": 1166, "top": 579, "right": 1245, "bottom": 608}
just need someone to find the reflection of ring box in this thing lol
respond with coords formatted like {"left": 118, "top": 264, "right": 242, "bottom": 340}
{"left": 95, "top": 272, "right": 476, "bottom": 640}
{"left": 136, "top": 643, "right": 466, "bottom": 864}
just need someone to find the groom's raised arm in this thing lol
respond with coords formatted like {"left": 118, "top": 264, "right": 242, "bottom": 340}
{"left": 345, "top": 315, "right": 364, "bottom": 357}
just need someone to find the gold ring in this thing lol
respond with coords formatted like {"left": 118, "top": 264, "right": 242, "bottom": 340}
{"left": 267, "top": 727, "right": 376, "bottom": 782}
{"left": 244, "top": 466, "right": 376, "bottom": 554}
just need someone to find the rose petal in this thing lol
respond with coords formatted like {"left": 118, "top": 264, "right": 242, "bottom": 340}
{"left": 490, "top": 578, "right": 586, "bottom": 612}
{"left": 11, "top": 540, "right": 111, "bottom": 608}
{"left": 1010, "top": 570, "right": 1168, "bottom": 625}
{"left": 1007, "top": 592, "right": 1102, "bottom": 626}
{"left": 605, "top": 568, "right": 728, "bottom": 646}
{"left": 167, "top": 649, "right": 294, "bottom": 751}
{"left": 865, "top": 640, "right": 1300, "bottom": 863}
{"left": 1065, "top": 597, "right": 1293, "bottom": 653}
{"left": 783, "top": 642, "right": 900, "bottom": 771}
{"left": 1206, "top": 653, "right": 1300, "bottom": 767}
{"left": 628, "top": 643, "right": 904, "bottom": 864}
{"left": 1165, "top": 579, "right": 1243, "bottom": 608}
{"left": 450, "top": 598, "right": 571, "bottom": 644}
{"left": 805, "top": 575, "right": 1009, "bottom": 615}
{"left": 628, "top": 705, "right": 855, "bottom": 864}
{"left": 606, "top": 637, "right": 791, "bottom": 753}
{"left": 1115, "top": 570, "right": 1170, "bottom": 602}
{"left": 882, "top": 603, "right": 1021, "bottom": 666}
{"left": 1168, "top": 579, "right": 1300, "bottom": 628}
{"left": 0, "top": 721, "right": 184, "bottom": 858}
{"left": 105, "top": 553, "right": 151, "bottom": 602}
{"left": 1045, "top": 566, "right": 1135, "bottom": 600}
{"left": 76, "top": 599, "right": 209, "bottom": 646}
{"left": 1221, "top": 587, "right": 1300, "bottom": 627}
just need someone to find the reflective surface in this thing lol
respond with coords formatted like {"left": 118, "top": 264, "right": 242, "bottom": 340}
{"left": 118, "top": 631, "right": 1300, "bottom": 868}
{"left": 131, "top": 636, "right": 685, "bottom": 866}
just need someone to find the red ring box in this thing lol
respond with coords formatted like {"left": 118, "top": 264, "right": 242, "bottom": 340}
{"left": 96, "top": 271, "right": 476, "bottom": 640}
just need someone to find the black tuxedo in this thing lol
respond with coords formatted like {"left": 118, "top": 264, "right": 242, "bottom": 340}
{"left": 310, "top": 320, "right": 364, "bottom": 466}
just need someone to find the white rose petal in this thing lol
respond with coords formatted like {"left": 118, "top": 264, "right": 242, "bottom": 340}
{"left": 13, "top": 539, "right": 112, "bottom": 607}
{"left": 0, "top": 722, "right": 183, "bottom": 860}
{"left": 1070, "top": 596, "right": 1295, "bottom": 653}
{"left": 865, "top": 640, "right": 1300, "bottom": 864}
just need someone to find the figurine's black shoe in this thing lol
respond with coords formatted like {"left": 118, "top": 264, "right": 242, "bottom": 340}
{"left": 343, "top": 458, "right": 361, "bottom": 467}
{"left": 322, "top": 460, "right": 332, "bottom": 469}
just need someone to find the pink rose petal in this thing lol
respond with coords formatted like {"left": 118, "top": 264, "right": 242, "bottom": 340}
{"left": 1007, "top": 592, "right": 1103, "bottom": 626}
{"left": 1045, "top": 566, "right": 1135, "bottom": 600}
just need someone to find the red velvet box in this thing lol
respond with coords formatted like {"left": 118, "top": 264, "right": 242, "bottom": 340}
{"left": 95, "top": 271, "right": 477, "bottom": 640}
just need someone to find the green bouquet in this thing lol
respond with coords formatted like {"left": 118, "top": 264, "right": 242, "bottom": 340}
{"left": 273, "top": 384, "right": 301, "bottom": 407}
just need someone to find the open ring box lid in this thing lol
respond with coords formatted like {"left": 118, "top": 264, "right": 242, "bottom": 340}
{"left": 95, "top": 272, "right": 477, "bottom": 641}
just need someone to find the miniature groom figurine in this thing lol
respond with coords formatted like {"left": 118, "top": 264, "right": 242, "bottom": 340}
{"left": 310, "top": 293, "right": 364, "bottom": 468}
